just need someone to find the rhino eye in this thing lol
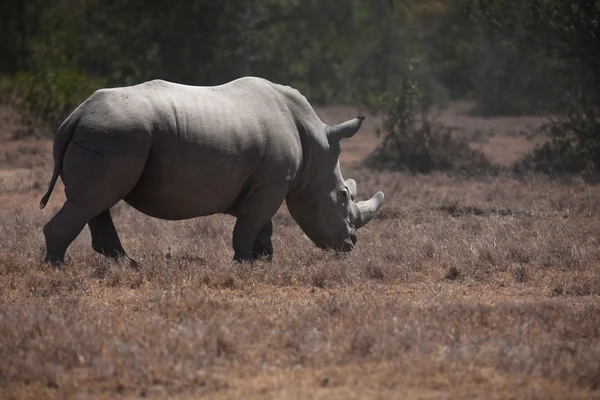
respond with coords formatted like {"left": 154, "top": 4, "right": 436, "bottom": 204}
{"left": 339, "top": 187, "right": 350, "bottom": 199}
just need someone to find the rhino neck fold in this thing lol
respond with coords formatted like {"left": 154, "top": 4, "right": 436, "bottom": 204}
{"left": 286, "top": 119, "right": 331, "bottom": 198}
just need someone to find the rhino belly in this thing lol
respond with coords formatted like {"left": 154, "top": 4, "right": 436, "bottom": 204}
{"left": 124, "top": 145, "right": 254, "bottom": 220}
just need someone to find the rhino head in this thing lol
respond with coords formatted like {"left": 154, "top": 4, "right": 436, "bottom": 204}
{"left": 286, "top": 116, "right": 385, "bottom": 252}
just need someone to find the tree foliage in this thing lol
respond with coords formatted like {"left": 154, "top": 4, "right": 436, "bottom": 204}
{"left": 513, "top": 0, "right": 600, "bottom": 172}
{"left": 1, "top": 0, "right": 598, "bottom": 174}
{"left": 1, "top": 1, "right": 474, "bottom": 125}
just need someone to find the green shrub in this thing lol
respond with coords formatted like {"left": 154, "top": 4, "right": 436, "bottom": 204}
{"left": 365, "top": 68, "right": 492, "bottom": 174}
{"left": 11, "top": 67, "right": 106, "bottom": 137}
{"left": 518, "top": 119, "right": 600, "bottom": 174}
{"left": 514, "top": 1, "right": 600, "bottom": 173}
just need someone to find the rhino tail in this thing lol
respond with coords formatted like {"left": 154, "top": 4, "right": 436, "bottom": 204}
{"left": 40, "top": 117, "right": 78, "bottom": 209}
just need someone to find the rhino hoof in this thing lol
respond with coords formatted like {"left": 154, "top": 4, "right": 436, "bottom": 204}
{"left": 44, "top": 257, "right": 64, "bottom": 269}
{"left": 127, "top": 257, "right": 141, "bottom": 270}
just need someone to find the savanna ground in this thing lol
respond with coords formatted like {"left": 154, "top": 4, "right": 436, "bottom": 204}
{"left": 0, "top": 104, "right": 599, "bottom": 399}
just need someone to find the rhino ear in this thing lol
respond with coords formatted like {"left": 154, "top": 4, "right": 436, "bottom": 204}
{"left": 327, "top": 116, "right": 365, "bottom": 143}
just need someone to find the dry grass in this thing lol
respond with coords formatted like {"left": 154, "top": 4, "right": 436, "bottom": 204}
{"left": 1, "top": 104, "right": 599, "bottom": 399}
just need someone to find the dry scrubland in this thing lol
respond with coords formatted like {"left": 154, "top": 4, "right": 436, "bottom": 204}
{"left": 0, "top": 104, "right": 599, "bottom": 399}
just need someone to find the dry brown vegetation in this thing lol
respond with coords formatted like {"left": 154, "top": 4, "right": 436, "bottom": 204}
{"left": 1, "top": 105, "right": 599, "bottom": 399}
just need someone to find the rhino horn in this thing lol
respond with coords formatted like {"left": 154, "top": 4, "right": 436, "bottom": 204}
{"left": 327, "top": 116, "right": 365, "bottom": 142}
{"left": 355, "top": 191, "right": 384, "bottom": 229}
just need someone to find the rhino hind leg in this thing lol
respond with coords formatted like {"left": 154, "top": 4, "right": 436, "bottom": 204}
{"left": 252, "top": 220, "right": 273, "bottom": 261}
{"left": 89, "top": 210, "right": 129, "bottom": 258}
{"left": 43, "top": 132, "right": 150, "bottom": 266}
{"left": 43, "top": 200, "right": 94, "bottom": 266}
{"left": 89, "top": 211, "right": 139, "bottom": 268}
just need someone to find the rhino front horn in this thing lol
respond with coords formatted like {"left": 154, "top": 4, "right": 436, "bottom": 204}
{"left": 355, "top": 191, "right": 384, "bottom": 229}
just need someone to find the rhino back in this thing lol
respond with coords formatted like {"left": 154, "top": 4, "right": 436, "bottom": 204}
{"left": 93, "top": 78, "right": 306, "bottom": 219}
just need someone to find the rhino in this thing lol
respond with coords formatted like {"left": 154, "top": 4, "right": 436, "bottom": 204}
{"left": 39, "top": 77, "right": 384, "bottom": 264}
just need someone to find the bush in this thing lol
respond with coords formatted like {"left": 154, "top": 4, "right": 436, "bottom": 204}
{"left": 9, "top": 67, "right": 106, "bottom": 137}
{"left": 365, "top": 68, "right": 492, "bottom": 174}
{"left": 474, "top": 0, "right": 600, "bottom": 173}
{"left": 518, "top": 119, "right": 600, "bottom": 175}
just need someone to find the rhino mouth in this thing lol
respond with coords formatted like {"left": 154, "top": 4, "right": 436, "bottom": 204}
{"left": 338, "top": 232, "right": 357, "bottom": 252}
{"left": 316, "top": 231, "right": 357, "bottom": 252}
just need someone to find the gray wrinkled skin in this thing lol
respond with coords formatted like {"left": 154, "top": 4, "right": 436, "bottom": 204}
{"left": 40, "top": 77, "right": 384, "bottom": 264}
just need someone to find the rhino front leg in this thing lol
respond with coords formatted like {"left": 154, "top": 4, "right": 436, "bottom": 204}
{"left": 233, "top": 217, "right": 274, "bottom": 262}
{"left": 252, "top": 220, "right": 273, "bottom": 261}
{"left": 232, "top": 186, "right": 284, "bottom": 262}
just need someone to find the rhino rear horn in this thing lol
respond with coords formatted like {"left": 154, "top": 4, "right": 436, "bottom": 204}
{"left": 327, "top": 116, "right": 365, "bottom": 142}
{"left": 355, "top": 191, "right": 384, "bottom": 229}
